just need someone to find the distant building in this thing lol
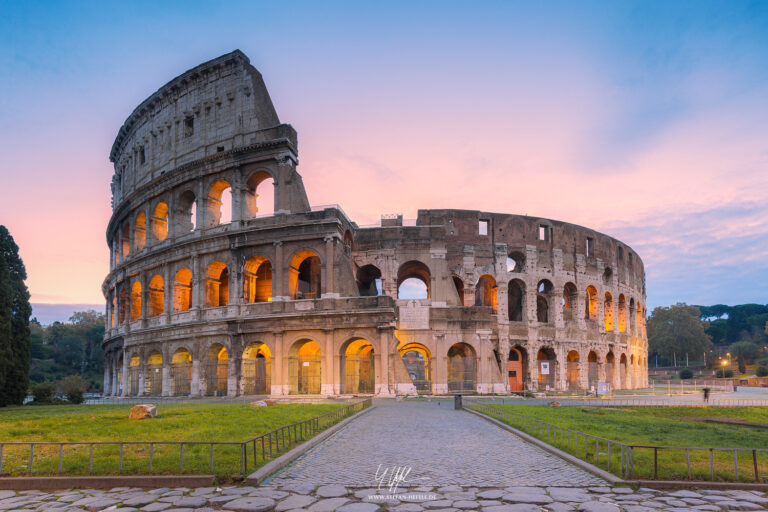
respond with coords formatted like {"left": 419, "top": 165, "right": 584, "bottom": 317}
{"left": 102, "top": 51, "right": 648, "bottom": 397}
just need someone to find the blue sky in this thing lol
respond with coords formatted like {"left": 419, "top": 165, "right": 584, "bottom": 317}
{"left": 1, "top": 1, "right": 767, "bottom": 320}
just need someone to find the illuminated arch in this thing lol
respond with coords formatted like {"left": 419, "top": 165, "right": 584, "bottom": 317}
{"left": 148, "top": 274, "right": 164, "bottom": 317}
{"left": 397, "top": 260, "right": 431, "bottom": 299}
{"left": 340, "top": 338, "right": 375, "bottom": 394}
{"left": 243, "top": 255, "right": 272, "bottom": 303}
{"left": 288, "top": 250, "right": 321, "bottom": 300}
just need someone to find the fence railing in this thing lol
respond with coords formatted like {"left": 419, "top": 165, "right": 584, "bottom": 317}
{"left": 0, "top": 399, "right": 371, "bottom": 478}
{"left": 467, "top": 396, "right": 768, "bottom": 407}
{"left": 471, "top": 403, "right": 768, "bottom": 483}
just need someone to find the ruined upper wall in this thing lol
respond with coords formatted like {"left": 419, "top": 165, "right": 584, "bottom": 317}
{"left": 109, "top": 50, "right": 283, "bottom": 209}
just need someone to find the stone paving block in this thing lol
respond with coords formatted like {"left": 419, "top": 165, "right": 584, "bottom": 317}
{"left": 336, "top": 503, "right": 381, "bottom": 512}
{"left": 277, "top": 495, "right": 318, "bottom": 511}
{"left": 308, "top": 498, "right": 351, "bottom": 512}
{"left": 141, "top": 503, "right": 173, "bottom": 511}
{"left": 577, "top": 502, "right": 620, "bottom": 512}
{"left": 501, "top": 493, "right": 552, "bottom": 505}
{"left": 483, "top": 505, "right": 542, "bottom": 512}
{"left": 223, "top": 497, "right": 278, "bottom": 512}
{"left": 316, "top": 486, "right": 349, "bottom": 498}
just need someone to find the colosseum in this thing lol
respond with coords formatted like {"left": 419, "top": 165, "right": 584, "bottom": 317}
{"left": 101, "top": 50, "right": 648, "bottom": 398}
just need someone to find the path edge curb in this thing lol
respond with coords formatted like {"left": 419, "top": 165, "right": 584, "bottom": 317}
{"left": 0, "top": 474, "right": 214, "bottom": 491}
{"left": 464, "top": 407, "right": 624, "bottom": 484}
{"left": 245, "top": 404, "right": 374, "bottom": 485}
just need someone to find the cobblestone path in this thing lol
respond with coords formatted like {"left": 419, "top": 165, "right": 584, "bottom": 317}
{"left": 269, "top": 400, "right": 605, "bottom": 487}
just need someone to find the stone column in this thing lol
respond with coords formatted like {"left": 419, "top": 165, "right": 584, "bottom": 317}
{"left": 377, "top": 328, "right": 392, "bottom": 396}
{"left": 121, "top": 355, "right": 129, "bottom": 397}
{"left": 191, "top": 359, "right": 201, "bottom": 397}
{"left": 192, "top": 255, "right": 203, "bottom": 311}
{"left": 323, "top": 236, "right": 335, "bottom": 297}
{"left": 163, "top": 265, "right": 172, "bottom": 319}
{"left": 272, "top": 332, "right": 284, "bottom": 395}
{"left": 103, "top": 356, "right": 111, "bottom": 396}
{"left": 526, "top": 282, "right": 538, "bottom": 324}
{"left": 138, "top": 364, "right": 146, "bottom": 396}
{"left": 273, "top": 241, "right": 286, "bottom": 300}
{"left": 321, "top": 329, "right": 335, "bottom": 395}
{"left": 112, "top": 365, "right": 119, "bottom": 397}
{"left": 161, "top": 364, "right": 171, "bottom": 397}
{"left": 529, "top": 346, "right": 539, "bottom": 391}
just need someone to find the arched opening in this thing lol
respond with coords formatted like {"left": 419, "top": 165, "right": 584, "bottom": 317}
{"left": 245, "top": 171, "right": 275, "bottom": 217}
{"left": 397, "top": 260, "right": 431, "bottom": 299}
{"left": 152, "top": 202, "right": 169, "bottom": 241}
{"left": 128, "top": 353, "right": 140, "bottom": 396}
{"left": 175, "top": 190, "right": 197, "bottom": 234}
{"left": 242, "top": 343, "right": 271, "bottom": 395}
{"left": 566, "top": 350, "right": 580, "bottom": 391}
{"left": 130, "top": 281, "right": 142, "bottom": 322}
{"left": 620, "top": 354, "right": 628, "bottom": 389}
{"left": 585, "top": 285, "right": 598, "bottom": 320}
{"left": 109, "top": 290, "right": 115, "bottom": 327}
{"left": 474, "top": 275, "right": 497, "bottom": 312}
{"left": 204, "top": 261, "right": 229, "bottom": 307}
{"left": 605, "top": 351, "right": 615, "bottom": 387}
{"left": 587, "top": 351, "right": 599, "bottom": 390}
{"left": 629, "top": 298, "right": 636, "bottom": 333}
{"left": 148, "top": 275, "right": 164, "bottom": 317}
{"left": 537, "top": 347, "right": 556, "bottom": 389}
{"left": 508, "top": 279, "right": 525, "bottom": 321}
{"left": 207, "top": 179, "right": 233, "bottom": 226}
{"left": 122, "top": 223, "right": 130, "bottom": 257}
{"left": 134, "top": 212, "right": 146, "bottom": 251}
{"left": 356, "top": 264, "right": 382, "bottom": 297}
{"left": 562, "top": 282, "right": 577, "bottom": 322}
{"left": 604, "top": 292, "right": 614, "bottom": 331}
{"left": 618, "top": 294, "right": 627, "bottom": 332}
{"left": 119, "top": 286, "right": 127, "bottom": 324}
{"left": 146, "top": 351, "right": 163, "bottom": 396}
{"left": 452, "top": 276, "right": 465, "bottom": 305}
{"left": 399, "top": 343, "right": 432, "bottom": 394}
{"left": 243, "top": 255, "right": 272, "bottom": 303}
{"left": 447, "top": 343, "right": 477, "bottom": 393}
{"left": 173, "top": 268, "right": 193, "bottom": 312}
{"left": 508, "top": 346, "right": 528, "bottom": 391}
{"left": 603, "top": 266, "right": 613, "bottom": 284}
{"left": 341, "top": 339, "right": 375, "bottom": 394}
{"left": 636, "top": 302, "right": 644, "bottom": 336}
{"left": 203, "top": 344, "right": 229, "bottom": 396}
{"left": 289, "top": 250, "right": 321, "bottom": 300}
{"left": 289, "top": 340, "right": 322, "bottom": 395}
{"left": 537, "top": 280, "right": 553, "bottom": 323}
{"left": 171, "top": 348, "right": 192, "bottom": 396}
{"left": 506, "top": 251, "right": 525, "bottom": 272}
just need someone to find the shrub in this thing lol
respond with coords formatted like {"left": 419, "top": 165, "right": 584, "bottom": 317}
{"left": 757, "top": 366, "right": 768, "bottom": 377}
{"left": 60, "top": 375, "right": 88, "bottom": 404}
{"left": 30, "top": 382, "right": 55, "bottom": 404}
{"left": 716, "top": 369, "right": 734, "bottom": 379}
{"left": 679, "top": 368, "right": 694, "bottom": 380}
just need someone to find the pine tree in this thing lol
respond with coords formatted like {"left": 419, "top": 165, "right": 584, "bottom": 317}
{"left": 0, "top": 226, "right": 31, "bottom": 406}
{"left": 0, "top": 255, "right": 12, "bottom": 406}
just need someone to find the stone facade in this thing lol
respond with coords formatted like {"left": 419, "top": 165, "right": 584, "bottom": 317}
{"left": 102, "top": 50, "right": 648, "bottom": 397}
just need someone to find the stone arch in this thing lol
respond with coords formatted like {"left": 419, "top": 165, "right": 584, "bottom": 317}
{"left": 171, "top": 347, "right": 192, "bottom": 396}
{"left": 474, "top": 274, "right": 497, "bottom": 312}
{"left": 152, "top": 201, "right": 169, "bottom": 241}
{"left": 537, "top": 347, "right": 557, "bottom": 389}
{"left": 204, "top": 261, "right": 229, "bottom": 307}
{"left": 604, "top": 292, "right": 614, "bottom": 331}
{"left": 203, "top": 343, "right": 229, "bottom": 396}
{"left": 507, "top": 250, "right": 525, "bottom": 272}
{"left": 537, "top": 279, "right": 553, "bottom": 323}
{"left": 356, "top": 264, "right": 382, "bottom": 297}
{"left": 242, "top": 342, "right": 271, "bottom": 395}
{"left": 619, "top": 353, "right": 628, "bottom": 389}
{"left": 452, "top": 275, "right": 465, "bottom": 306}
{"left": 243, "top": 255, "right": 272, "bottom": 303}
{"left": 562, "top": 282, "right": 577, "bottom": 322}
{"left": 119, "top": 285, "right": 128, "bottom": 324}
{"left": 397, "top": 260, "right": 431, "bottom": 299}
{"left": 585, "top": 285, "right": 598, "bottom": 320}
{"left": 244, "top": 170, "right": 275, "bottom": 217}
{"left": 130, "top": 281, "right": 142, "bottom": 322}
{"left": 174, "top": 189, "right": 197, "bottom": 234}
{"left": 566, "top": 350, "right": 580, "bottom": 391}
{"left": 173, "top": 267, "right": 193, "bottom": 312}
{"left": 629, "top": 297, "right": 636, "bottom": 332}
{"left": 508, "top": 345, "right": 528, "bottom": 391}
{"left": 289, "top": 250, "right": 322, "bottom": 300}
{"left": 399, "top": 343, "right": 432, "bottom": 394}
{"left": 146, "top": 350, "right": 163, "bottom": 396}
{"left": 207, "top": 179, "right": 233, "bottom": 226}
{"left": 605, "top": 351, "right": 616, "bottom": 386}
{"left": 122, "top": 223, "right": 130, "bottom": 257}
{"left": 447, "top": 343, "right": 477, "bottom": 393}
{"left": 148, "top": 274, "right": 164, "bottom": 317}
{"left": 508, "top": 279, "right": 525, "bottom": 321}
{"left": 127, "top": 352, "right": 141, "bottom": 396}
{"left": 618, "top": 294, "right": 627, "bottom": 332}
{"left": 340, "top": 338, "right": 375, "bottom": 394}
{"left": 288, "top": 339, "right": 322, "bottom": 395}
{"left": 134, "top": 212, "right": 146, "bottom": 251}
{"left": 587, "top": 350, "right": 599, "bottom": 389}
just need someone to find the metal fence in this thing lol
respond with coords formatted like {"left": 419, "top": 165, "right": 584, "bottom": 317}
{"left": 0, "top": 399, "right": 371, "bottom": 478}
{"left": 468, "top": 396, "right": 768, "bottom": 407}
{"left": 471, "top": 403, "right": 768, "bottom": 483}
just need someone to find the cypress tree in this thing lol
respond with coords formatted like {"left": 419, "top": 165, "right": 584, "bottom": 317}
{"left": 0, "top": 226, "right": 31, "bottom": 406}
{"left": 0, "top": 255, "right": 12, "bottom": 405}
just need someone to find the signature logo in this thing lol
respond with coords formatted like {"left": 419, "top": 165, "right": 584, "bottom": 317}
{"left": 374, "top": 464, "right": 413, "bottom": 494}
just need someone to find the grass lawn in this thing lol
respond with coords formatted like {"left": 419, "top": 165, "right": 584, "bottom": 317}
{"left": 0, "top": 402, "right": 346, "bottom": 478}
{"left": 473, "top": 404, "right": 768, "bottom": 483}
